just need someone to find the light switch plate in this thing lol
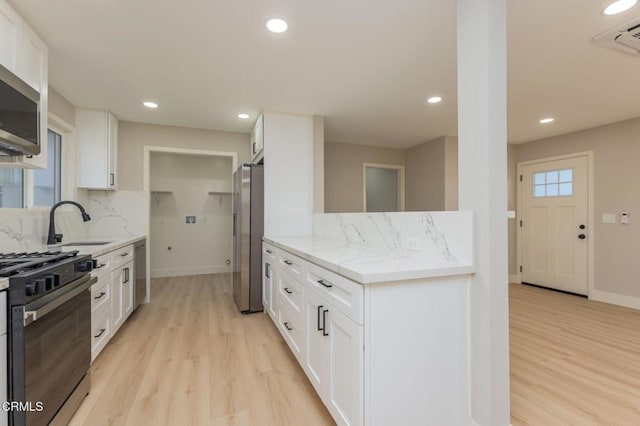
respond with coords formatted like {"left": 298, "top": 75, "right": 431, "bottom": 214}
{"left": 602, "top": 213, "right": 616, "bottom": 224}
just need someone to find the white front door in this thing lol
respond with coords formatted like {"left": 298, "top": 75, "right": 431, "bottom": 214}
{"left": 520, "top": 155, "right": 589, "bottom": 295}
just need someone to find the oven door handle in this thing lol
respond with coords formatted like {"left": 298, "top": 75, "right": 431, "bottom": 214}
{"left": 24, "top": 275, "right": 96, "bottom": 326}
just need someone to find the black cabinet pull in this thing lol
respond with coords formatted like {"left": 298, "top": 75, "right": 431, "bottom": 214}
{"left": 284, "top": 287, "right": 293, "bottom": 294}
{"left": 284, "top": 322, "right": 293, "bottom": 331}
{"left": 322, "top": 309, "right": 329, "bottom": 336}
{"left": 94, "top": 328, "right": 106, "bottom": 338}
{"left": 284, "top": 260, "right": 293, "bottom": 266}
{"left": 318, "top": 279, "right": 332, "bottom": 288}
{"left": 317, "top": 305, "right": 323, "bottom": 331}
{"left": 121, "top": 252, "right": 129, "bottom": 257}
{"left": 265, "top": 263, "right": 270, "bottom": 278}
{"left": 123, "top": 268, "right": 129, "bottom": 283}
{"left": 266, "top": 249, "right": 273, "bottom": 254}
{"left": 110, "top": 173, "right": 115, "bottom": 186}
{"left": 94, "top": 292, "right": 106, "bottom": 300}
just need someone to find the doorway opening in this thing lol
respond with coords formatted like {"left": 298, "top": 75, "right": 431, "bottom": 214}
{"left": 362, "top": 163, "right": 405, "bottom": 212}
{"left": 143, "top": 146, "right": 237, "bottom": 300}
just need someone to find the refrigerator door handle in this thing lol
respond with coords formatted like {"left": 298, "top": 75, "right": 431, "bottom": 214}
{"left": 233, "top": 213, "right": 236, "bottom": 236}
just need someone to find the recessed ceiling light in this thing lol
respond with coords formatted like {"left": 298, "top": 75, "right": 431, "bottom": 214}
{"left": 427, "top": 96, "right": 443, "bottom": 104}
{"left": 237, "top": 113, "right": 250, "bottom": 119}
{"left": 604, "top": 0, "right": 637, "bottom": 15}
{"left": 143, "top": 101, "right": 158, "bottom": 109}
{"left": 266, "top": 18, "right": 288, "bottom": 33}
{"left": 539, "top": 117, "right": 555, "bottom": 124}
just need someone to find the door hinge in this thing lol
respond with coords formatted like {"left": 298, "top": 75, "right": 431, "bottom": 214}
{"left": 520, "top": 220, "right": 523, "bottom": 227}
{"left": 520, "top": 174, "right": 523, "bottom": 182}
{"left": 520, "top": 265, "right": 523, "bottom": 273}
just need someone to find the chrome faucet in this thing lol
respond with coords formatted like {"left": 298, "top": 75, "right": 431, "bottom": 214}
{"left": 47, "top": 201, "right": 91, "bottom": 245}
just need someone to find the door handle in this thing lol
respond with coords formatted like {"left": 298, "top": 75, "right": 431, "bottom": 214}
{"left": 322, "top": 309, "right": 329, "bottom": 336}
{"left": 283, "top": 322, "right": 293, "bottom": 331}
{"left": 317, "top": 279, "right": 332, "bottom": 288}
{"left": 284, "top": 288, "right": 293, "bottom": 294}
{"left": 317, "top": 305, "right": 324, "bottom": 331}
{"left": 233, "top": 214, "right": 236, "bottom": 237}
{"left": 94, "top": 328, "right": 106, "bottom": 338}
{"left": 284, "top": 260, "right": 293, "bottom": 266}
{"left": 579, "top": 224, "right": 586, "bottom": 230}
{"left": 110, "top": 173, "right": 115, "bottom": 186}
{"left": 265, "top": 263, "right": 270, "bottom": 278}
{"left": 578, "top": 234, "right": 586, "bottom": 239}
{"left": 94, "top": 292, "right": 106, "bottom": 300}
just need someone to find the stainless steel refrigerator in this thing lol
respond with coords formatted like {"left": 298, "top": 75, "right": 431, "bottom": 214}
{"left": 232, "top": 163, "right": 264, "bottom": 313}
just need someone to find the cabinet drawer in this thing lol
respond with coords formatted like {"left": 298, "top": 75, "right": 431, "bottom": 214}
{"left": 91, "top": 302, "right": 111, "bottom": 362}
{"left": 112, "top": 244, "right": 134, "bottom": 268}
{"left": 278, "top": 270, "right": 304, "bottom": 319}
{"left": 306, "top": 263, "right": 364, "bottom": 325}
{"left": 91, "top": 252, "right": 112, "bottom": 279}
{"left": 277, "top": 302, "right": 304, "bottom": 363}
{"left": 91, "top": 275, "right": 110, "bottom": 312}
{"left": 263, "top": 243, "right": 277, "bottom": 262}
{"left": 278, "top": 251, "right": 305, "bottom": 281}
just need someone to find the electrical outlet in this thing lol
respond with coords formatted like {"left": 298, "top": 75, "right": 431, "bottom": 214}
{"left": 185, "top": 215, "right": 196, "bottom": 224}
{"left": 406, "top": 237, "right": 421, "bottom": 251}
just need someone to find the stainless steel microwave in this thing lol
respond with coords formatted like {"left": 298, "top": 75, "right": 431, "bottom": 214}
{"left": 0, "top": 63, "right": 40, "bottom": 156}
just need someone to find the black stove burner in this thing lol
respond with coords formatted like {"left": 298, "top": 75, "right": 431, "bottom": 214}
{"left": 0, "top": 250, "right": 79, "bottom": 277}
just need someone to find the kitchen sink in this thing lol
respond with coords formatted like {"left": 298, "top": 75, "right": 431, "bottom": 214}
{"left": 61, "top": 241, "right": 113, "bottom": 247}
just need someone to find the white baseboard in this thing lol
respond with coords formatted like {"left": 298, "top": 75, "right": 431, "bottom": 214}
{"left": 509, "top": 274, "right": 520, "bottom": 284}
{"left": 151, "top": 264, "right": 231, "bottom": 278}
{"left": 589, "top": 289, "right": 640, "bottom": 310}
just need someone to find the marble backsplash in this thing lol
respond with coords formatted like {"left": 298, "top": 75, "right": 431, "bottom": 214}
{"left": 312, "top": 211, "right": 473, "bottom": 266}
{"left": 0, "top": 190, "right": 148, "bottom": 252}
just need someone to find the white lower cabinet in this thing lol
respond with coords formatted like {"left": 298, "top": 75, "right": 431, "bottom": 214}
{"left": 90, "top": 242, "right": 139, "bottom": 362}
{"left": 265, "top": 244, "right": 363, "bottom": 426}
{"left": 305, "top": 281, "right": 363, "bottom": 426}
{"left": 262, "top": 244, "right": 277, "bottom": 320}
{"left": 111, "top": 259, "right": 134, "bottom": 335}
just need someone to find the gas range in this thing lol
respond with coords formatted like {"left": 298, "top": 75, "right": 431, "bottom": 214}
{"left": 0, "top": 250, "right": 93, "bottom": 305}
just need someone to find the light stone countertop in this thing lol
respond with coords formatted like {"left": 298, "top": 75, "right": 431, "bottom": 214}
{"left": 0, "top": 235, "right": 146, "bottom": 291}
{"left": 263, "top": 235, "right": 475, "bottom": 284}
{"left": 55, "top": 235, "right": 146, "bottom": 257}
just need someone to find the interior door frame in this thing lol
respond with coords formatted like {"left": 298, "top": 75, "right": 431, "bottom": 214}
{"left": 362, "top": 163, "right": 406, "bottom": 212}
{"left": 516, "top": 151, "right": 594, "bottom": 296}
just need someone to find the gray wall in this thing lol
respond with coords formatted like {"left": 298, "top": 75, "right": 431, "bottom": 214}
{"left": 324, "top": 141, "right": 406, "bottom": 213}
{"left": 512, "top": 117, "right": 640, "bottom": 299}
{"left": 48, "top": 87, "right": 76, "bottom": 125}
{"left": 118, "top": 121, "right": 250, "bottom": 191}
{"left": 406, "top": 137, "right": 446, "bottom": 211}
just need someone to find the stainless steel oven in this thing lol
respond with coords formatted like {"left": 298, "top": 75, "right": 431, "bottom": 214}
{"left": 9, "top": 274, "right": 94, "bottom": 426}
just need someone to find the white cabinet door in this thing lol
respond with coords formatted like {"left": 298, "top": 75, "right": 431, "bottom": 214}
{"left": 0, "top": 0, "right": 21, "bottom": 72}
{"left": 17, "top": 23, "right": 47, "bottom": 169}
{"left": 110, "top": 269, "right": 124, "bottom": 333}
{"left": 122, "top": 260, "right": 134, "bottom": 320}
{"left": 304, "top": 289, "right": 330, "bottom": 401}
{"left": 326, "top": 307, "right": 363, "bottom": 426}
{"left": 76, "top": 110, "right": 118, "bottom": 189}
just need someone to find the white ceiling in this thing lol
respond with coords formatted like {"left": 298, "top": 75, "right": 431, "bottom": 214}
{"left": 10, "top": 0, "right": 640, "bottom": 147}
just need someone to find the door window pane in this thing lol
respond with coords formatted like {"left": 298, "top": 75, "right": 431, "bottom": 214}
{"left": 533, "top": 168, "right": 573, "bottom": 198}
{"left": 0, "top": 169, "right": 24, "bottom": 208}
{"left": 34, "top": 130, "right": 62, "bottom": 206}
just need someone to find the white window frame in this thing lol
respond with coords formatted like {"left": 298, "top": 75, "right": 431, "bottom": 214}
{"left": 362, "top": 163, "right": 406, "bottom": 212}
{"left": 25, "top": 113, "right": 76, "bottom": 209}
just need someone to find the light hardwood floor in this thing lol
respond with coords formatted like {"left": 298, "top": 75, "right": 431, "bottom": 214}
{"left": 510, "top": 283, "right": 640, "bottom": 425}
{"left": 71, "top": 276, "right": 640, "bottom": 425}
{"left": 70, "top": 274, "right": 334, "bottom": 426}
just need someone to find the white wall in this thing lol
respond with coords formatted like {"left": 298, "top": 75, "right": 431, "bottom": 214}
{"left": 149, "top": 152, "right": 232, "bottom": 278}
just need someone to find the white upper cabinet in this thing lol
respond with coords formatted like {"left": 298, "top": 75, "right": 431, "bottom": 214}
{"left": 76, "top": 110, "right": 119, "bottom": 190}
{"left": 0, "top": 0, "right": 48, "bottom": 169}
{"left": 251, "top": 113, "right": 264, "bottom": 162}
{"left": 17, "top": 24, "right": 48, "bottom": 169}
{"left": 0, "top": 0, "right": 21, "bottom": 72}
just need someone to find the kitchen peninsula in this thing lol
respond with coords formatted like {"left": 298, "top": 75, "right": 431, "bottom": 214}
{"left": 262, "top": 211, "right": 474, "bottom": 426}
